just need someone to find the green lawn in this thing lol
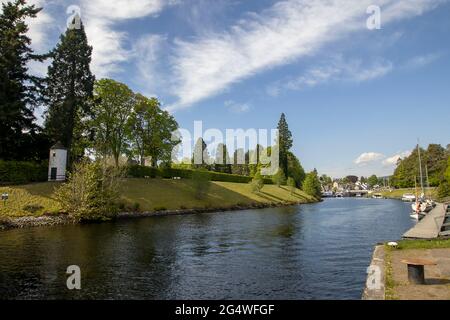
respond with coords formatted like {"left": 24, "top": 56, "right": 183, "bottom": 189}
{"left": 0, "top": 178, "right": 316, "bottom": 218}
{"left": 380, "top": 188, "right": 437, "bottom": 200}
{"left": 395, "top": 239, "right": 450, "bottom": 250}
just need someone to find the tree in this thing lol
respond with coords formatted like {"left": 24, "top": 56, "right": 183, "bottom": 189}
{"left": 277, "top": 113, "right": 293, "bottom": 177}
{"left": 367, "top": 175, "right": 379, "bottom": 188}
{"left": 55, "top": 160, "right": 123, "bottom": 221}
{"left": 128, "top": 94, "right": 179, "bottom": 167}
{"left": 0, "top": 0, "right": 43, "bottom": 160}
{"left": 287, "top": 177, "right": 296, "bottom": 195}
{"left": 91, "top": 79, "right": 134, "bottom": 167}
{"left": 287, "top": 152, "right": 306, "bottom": 188}
{"left": 44, "top": 21, "right": 94, "bottom": 163}
{"left": 231, "top": 148, "right": 250, "bottom": 176}
{"left": 391, "top": 144, "right": 449, "bottom": 188}
{"left": 272, "top": 169, "right": 286, "bottom": 187}
{"left": 303, "top": 171, "right": 322, "bottom": 199}
{"left": 214, "top": 143, "right": 231, "bottom": 173}
{"left": 446, "top": 156, "right": 450, "bottom": 182}
{"left": 250, "top": 171, "right": 264, "bottom": 193}
{"left": 192, "top": 138, "right": 209, "bottom": 169}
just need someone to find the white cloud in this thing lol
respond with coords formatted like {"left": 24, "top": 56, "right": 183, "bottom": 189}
{"left": 224, "top": 100, "right": 251, "bottom": 113}
{"left": 355, "top": 152, "right": 385, "bottom": 165}
{"left": 166, "top": 0, "right": 448, "bottom": 111}
{"left": 402, "top": 53, "right": 443, "bottom": 69}
{"left": 382, "top": 150, "right": 412, "bottom": 166}
{"left": 79, "top": 0, "right": 176, "bottom": 77}
{"left": 132, "top": 34, "right": 167, "bottom": 96}
{"left": 267, "top": 57, "right": 393, "bottom": 96}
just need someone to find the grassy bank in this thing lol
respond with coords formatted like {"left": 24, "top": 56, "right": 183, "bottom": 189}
{"left": 380, "top": 188, "right": 437, "bottom": 200}
{"left": 0, "top": 178, "right": 316, "bottom": 218}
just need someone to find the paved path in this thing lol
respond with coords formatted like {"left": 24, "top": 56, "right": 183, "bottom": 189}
{"left": 403, "top": 204, "right": 447, "bottom": 239}
{"left": 391, "top": 248, "right": 450, "bottom": 300}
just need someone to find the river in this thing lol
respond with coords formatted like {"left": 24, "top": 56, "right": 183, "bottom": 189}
{"left": 0, "top": 198, "right": 415, "bottom": 300}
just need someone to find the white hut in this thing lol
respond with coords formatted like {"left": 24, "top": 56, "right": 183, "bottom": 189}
{"left": 48, "top": 142, "right": 68, "bottom": 181}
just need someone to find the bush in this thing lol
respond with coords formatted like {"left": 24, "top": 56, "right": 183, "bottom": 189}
{"left": 287, "top": 177, "right": 296, "bottom": 195}
{"left": 0, "top": 160, "right": 48, "bottom": 184}
{"left": 192, "top": 170, "right": 211, "bottom": 199}
{"left": 55, "top": 161, "right": 123, "bottom": 222}
{"left": 126, "top": 165, "right": 272, "bottom": 184}
{"left": 250, "top": 172, "right": 264, "bottom": 193}
{"left": 437, "top": 180, "right": 450, "bottom": 201}
{"left": 303, "top": 171, "right": 322, "bottom": 199}
{"left": 272, "top": 169, "right": 287, "bottom": 187}
{"left": 126, "top": 165, "right": 159, "bottom": 178}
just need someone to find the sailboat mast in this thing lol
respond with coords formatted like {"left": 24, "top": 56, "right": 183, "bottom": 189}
{"left": 417, "top": 143, "right": 424, "bottom": 195}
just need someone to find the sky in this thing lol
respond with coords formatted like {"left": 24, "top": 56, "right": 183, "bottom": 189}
{"left": 4, "top": 0, "right": 450, "bottom": 178}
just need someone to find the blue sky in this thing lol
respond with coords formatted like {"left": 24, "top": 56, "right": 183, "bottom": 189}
{"left": 10, "top": 0, "right": 450, "bottom": 177}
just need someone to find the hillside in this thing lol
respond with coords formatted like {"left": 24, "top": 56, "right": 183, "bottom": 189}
{"left": 0, "top": 178, "right": 316, "bottom": 218}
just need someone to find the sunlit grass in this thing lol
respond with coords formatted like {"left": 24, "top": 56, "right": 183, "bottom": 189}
{"left": 0, "top": 183, "right": 62, "bottom": 217}
{"left": 0, "top": 179, "right": 315, "bottom": 217}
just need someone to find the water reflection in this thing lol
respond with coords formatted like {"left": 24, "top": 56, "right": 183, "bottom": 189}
{"left": 0, "top": 198, "right": 414, "bottom": 299}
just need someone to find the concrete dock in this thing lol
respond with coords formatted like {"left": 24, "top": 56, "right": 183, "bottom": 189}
{"left": 403, "top": 204, "right": 448, "bottom": 239}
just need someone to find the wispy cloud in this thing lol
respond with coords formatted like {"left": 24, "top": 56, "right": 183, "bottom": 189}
{"left": 267, "top": 57, "right": 393, "bottom": 96}
{"left": 165, "top": 0, "right": 447, "bottom": 111}
{"left": 402, "top": 52, "right": 443, "bottom": 70}
{"left": 224, "top": 100, "right": 251, "bottom": 113}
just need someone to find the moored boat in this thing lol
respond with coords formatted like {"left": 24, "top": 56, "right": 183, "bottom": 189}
{"left": 402, "top": 193, "right": 416, "bottom": 202}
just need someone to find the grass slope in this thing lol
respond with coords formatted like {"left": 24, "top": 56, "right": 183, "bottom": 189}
{"left": 0, "top": 178, "right": 316, "bottom": 218}
{"left": 380, "top": 188, "right": 437, "bottom": 200}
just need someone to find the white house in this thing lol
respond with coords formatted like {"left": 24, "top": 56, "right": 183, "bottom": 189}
{"left": 48, "top": 142, "right": 68, "bottom": 181}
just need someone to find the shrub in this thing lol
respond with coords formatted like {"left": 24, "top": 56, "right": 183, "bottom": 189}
{"left": 0, "top": 160, "right": 48, "bottom": 185}
{"left": 437, "top": 180, "right": 450, "bottom": 201}
{"left": 287, "top": 177, "right": 296, "bottom": 195}
{"left": 303, "top": 171, "right": 322, "bottom": 199}
{"left": 126, "top": 165, "right": 159, "bottom": 178}
{"left": 55, "top": 161, "right": 123, "bottom": 222}
{"left": 23, "top": 205, "right": 44, "bottom": 214}
{"left": 132, "top": 202, "right": 141, "bottom": 212}
{"left": 126, "top": 165, "right": 274, "bottom": 184}
{"left": 250, "top": 172, "right": 264, "bottom": 193}
{"left": 192, "top": 170, "right": 211, "bottom": 199}
{"left": 272, "top": 169, "right": 287, "bottom": 187}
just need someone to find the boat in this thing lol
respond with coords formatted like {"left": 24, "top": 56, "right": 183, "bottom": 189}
{"left": 410, "top": 143, "right": 436, "bottom": 215}
{"left": 402, "top": 193, "right": 416, "bottom": 202}
{"left": 411, "top": 201, "right": 433, "bottom": 214}
{"left": 372, "top": 193, "right": 383, "bottom": 199}
{"left": 322, "top": 191, "right": 334, "bottom": 198}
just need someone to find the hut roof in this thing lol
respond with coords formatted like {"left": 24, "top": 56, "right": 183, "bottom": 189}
{"left": 51, "top": 141, "right": 67, "bottom": 150}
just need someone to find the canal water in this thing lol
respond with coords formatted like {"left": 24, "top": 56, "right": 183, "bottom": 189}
{"left": 0, "top": 198, "right": 415, "bottom": 300}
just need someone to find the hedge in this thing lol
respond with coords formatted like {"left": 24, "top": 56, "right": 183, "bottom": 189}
{"left": 0, "top": 160, "right": 48, "bottom": 185}
{"left": 126, "top": 165, "right": 273, "bottom": 184}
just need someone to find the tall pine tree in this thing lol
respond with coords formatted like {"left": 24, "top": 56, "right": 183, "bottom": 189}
{"left": 44, "top": 21, "right": 94, "bottom": 163}
{"left": 0, "top": 0, "right": 42, "bottom": 160}
{"left": 277, "top": 113, "right": 293, "bottom": 177}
